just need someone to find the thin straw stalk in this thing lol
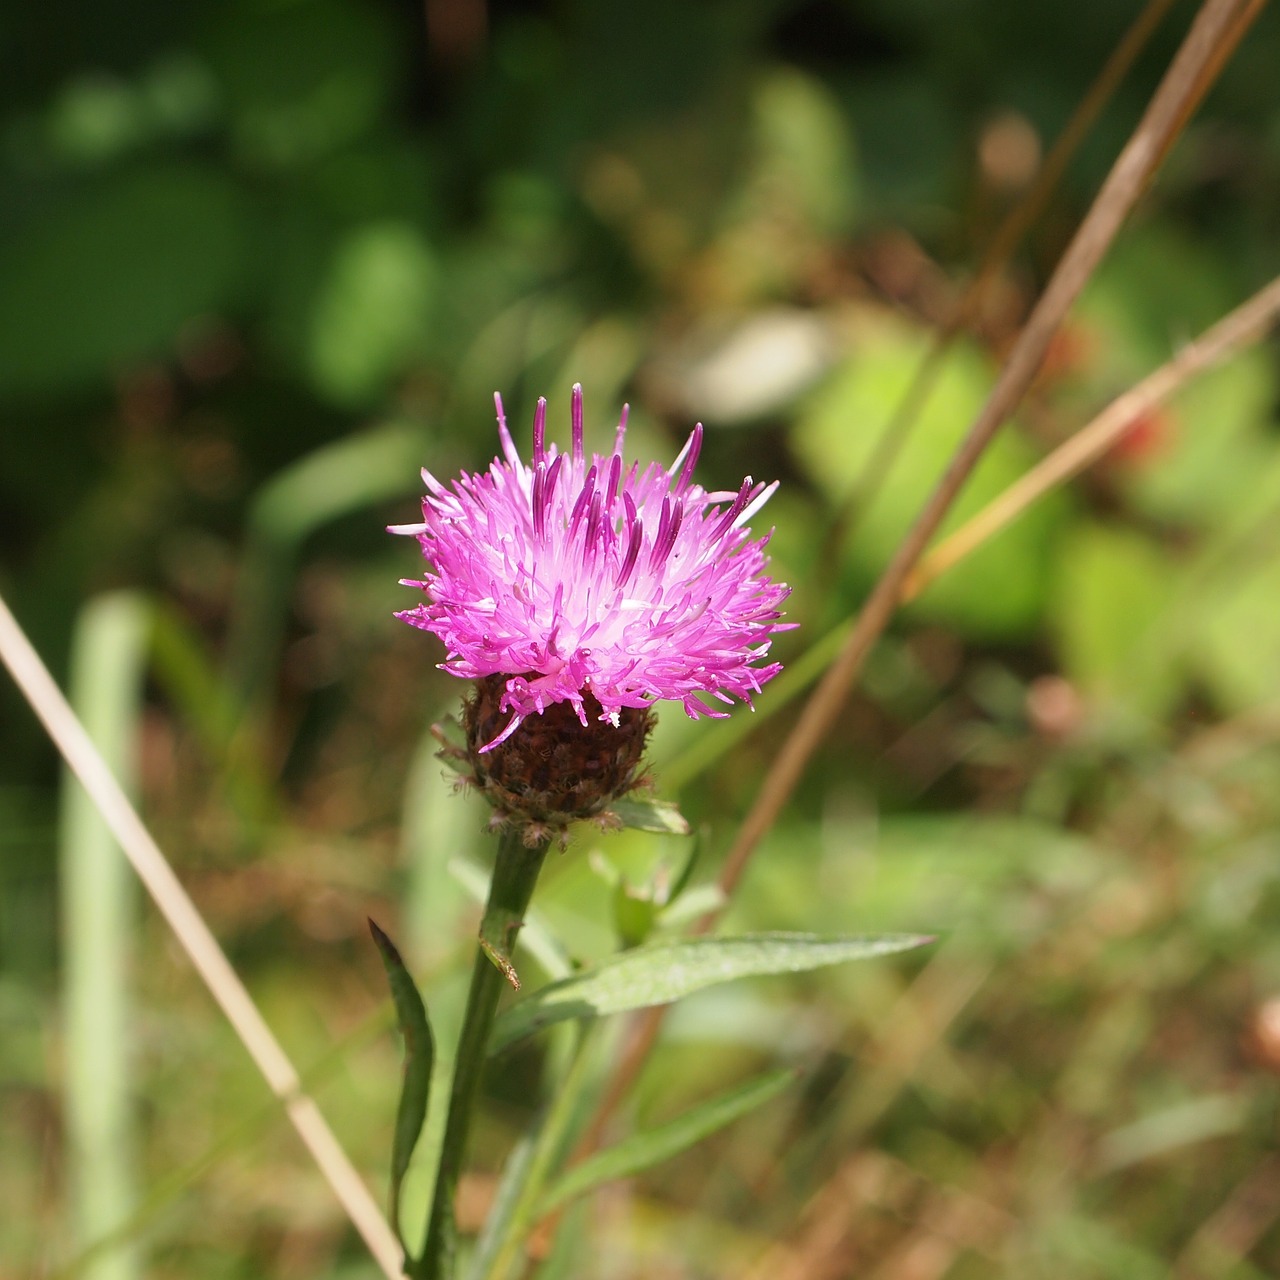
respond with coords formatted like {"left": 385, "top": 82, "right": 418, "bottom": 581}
{"left": 823, "top": 0, "right": 1180, "bottom": 553}
{"left": 572, "top": 0, "right": 1257, "bottom": 1166}
{"left": 0, "top": 590, "right": 402, "bottom": 1279}
{"left": 714, "top": 0, "right": 1256, "bottom": 907}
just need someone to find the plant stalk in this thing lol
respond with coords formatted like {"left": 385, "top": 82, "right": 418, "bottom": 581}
{"left": 567, "top": 0, "right": 1256, "bottom": 1174}
{"left": 416, "top": 827, "right": 550, "bottom": 1279}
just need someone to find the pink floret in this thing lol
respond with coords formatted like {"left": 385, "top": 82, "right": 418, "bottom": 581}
{"left": 393, "top": 385, "right": 793, "bottom": 749}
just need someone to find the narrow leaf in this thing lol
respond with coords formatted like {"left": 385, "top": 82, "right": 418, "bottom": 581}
{"left": 463, "top": 1133, "right": 537, "bottom": 1280}
{"left": 539, "top": 1068, "right": 796, "bottom": 1216}
{"left": 227, "top": 424, "right": 422, "bottom": 710}
{"left": 60, "top": 592, "right": 151, "bottom": 1278}
{"left": 490, "top": 931, "right": 931, "bottom": 1055}
{"left": 369, "top": 919, "right": 435, "bottom": 1257}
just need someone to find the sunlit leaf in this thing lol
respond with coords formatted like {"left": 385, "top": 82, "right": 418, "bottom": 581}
{"left": 1050, "top": 522, "right": 1182, "bottom": 718}
{"left": 489, "top": 932, "right": 930, "bottom": 1054}
{"left": 60, "top": 592, "right": 151, "bottom": 1274}
{"left": 794, "top": 313, "right": 1064, "bottom": 637}
{"left": 307, "top": 221, "right": 436, "bottom": 406}
{"left": 1192, "top": 540, "right": 1280, "bottom": 711}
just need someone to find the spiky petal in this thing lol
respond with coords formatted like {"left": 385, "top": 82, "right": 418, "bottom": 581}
{"left": 393, "top": 385, "right": 793, "bottom": 750}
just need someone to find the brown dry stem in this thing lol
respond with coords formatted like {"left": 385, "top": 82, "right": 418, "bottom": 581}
{"left": 0, "top": 592, "right": 402, "bottom": 1277}
{"left": 572, "top": 0, "right": 1260, "bottom": 1172}
{"left": 822, "top": 0, "right": 1180, "bottom": 558}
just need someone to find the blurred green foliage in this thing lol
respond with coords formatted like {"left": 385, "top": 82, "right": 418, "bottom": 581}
{"left": 3, "top": 0, "right": 1280, "bottom": 1276}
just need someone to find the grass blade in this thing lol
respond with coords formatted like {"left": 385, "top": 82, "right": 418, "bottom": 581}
{"left": 59, "top": 591, "right": 150, "bottom": 1280}
{"left": 225, "top": 423, "right": 424, "bottom": 713}
{"left": 538, "top": 1067, "right": 796, "bottom": 1216}
{"left": 463, "top": 1133, "right": 537, "bottom": 1280}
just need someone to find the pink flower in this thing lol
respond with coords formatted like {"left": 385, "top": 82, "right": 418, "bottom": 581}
{"left": 393, "top": 385, "right": 791, "bottom": 750}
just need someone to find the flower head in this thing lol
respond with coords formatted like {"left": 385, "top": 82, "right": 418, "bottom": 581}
{"left": 394, "top": 385, "right": 791, "bottom": 756}
{"left": 394, "top": 385, "right": 791, "bottom": 755}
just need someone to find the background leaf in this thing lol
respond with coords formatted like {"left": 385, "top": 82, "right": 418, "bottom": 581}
{"left": 1049, "top": 522, "right": 1182, "bottom": 719}
{"left": 792, "top": 314, "right": 1067, "bottom": 638}
{"left": 0, "top": 165, "right": 247, "bottom": 401}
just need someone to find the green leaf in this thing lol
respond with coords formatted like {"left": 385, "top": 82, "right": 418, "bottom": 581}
{"left": 307, "top": 221, "right": 436, "bottom": 407}
{"left": 464, "top": 1133, "right": 537, "bottom": 1280}
{"left": 793, "top": 316, "right": 1064, "bottom": 638}
{"left": 60, "top": 592, "right": 152, "bottom": 1276}
{"left": 489, "top": 932, "right": 930, "bottom": 1054}
{"left": 368, "top": 919, "right": 435, "bottom": 1258}
{"left": 0, "top": 164, "right": 247, "bottom": 402}
{"left": 226, "top": 423, "right": 424, "bottom": 711}
{"left": 1050, "top": 522, "right": 1182, "bottom": 718}
{"left": 751, "top": 69, "right": 858, "bottom": 238}
{"left": 609, "top": 796, "right": 691, "bottom": 835}
{"left": 538, "top": 1067, "right": 795, "bottom": 1216}
{"left": 655, "top": 883, "right": 726, "bottom": 928}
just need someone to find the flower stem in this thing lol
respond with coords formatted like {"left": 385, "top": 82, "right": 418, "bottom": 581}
{"left": 415, "top": 828, "right": 550, "bottom": 1280}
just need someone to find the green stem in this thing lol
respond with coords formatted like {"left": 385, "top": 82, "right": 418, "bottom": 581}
{"left": 415, "top": 828, "right": 550, "bottom": 1280}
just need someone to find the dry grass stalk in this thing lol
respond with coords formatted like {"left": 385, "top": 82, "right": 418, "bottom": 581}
{"left": 820, "top": 0, "right": 1179, "bottom": 568}
{"left": 572, "top": 0, "right": 1259, "bottom": 1181}
{"left": 0, "top": 592, "right": 402, "bottom": 1279}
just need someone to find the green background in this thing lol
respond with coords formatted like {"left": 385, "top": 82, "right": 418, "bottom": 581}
{"left": 3, "top": 1, "right": 1280, "bottom": 1276}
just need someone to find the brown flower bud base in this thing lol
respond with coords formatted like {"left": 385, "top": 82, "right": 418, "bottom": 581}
{"left": 464, "top": 674, "right": 654, "bottom": 843}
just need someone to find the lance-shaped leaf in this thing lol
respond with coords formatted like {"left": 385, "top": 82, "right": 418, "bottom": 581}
{"left": 463, "top": 1132, "right": 537, "bottom": 1280}
{"left": 490, "top": 931, "right": 931, "bottom": 1055}
{"left": 369, "top": 919, "right": 435, "bottom": 1258}
{"left": 538, "top": 1067, "right": 796, "bottom": 1216}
